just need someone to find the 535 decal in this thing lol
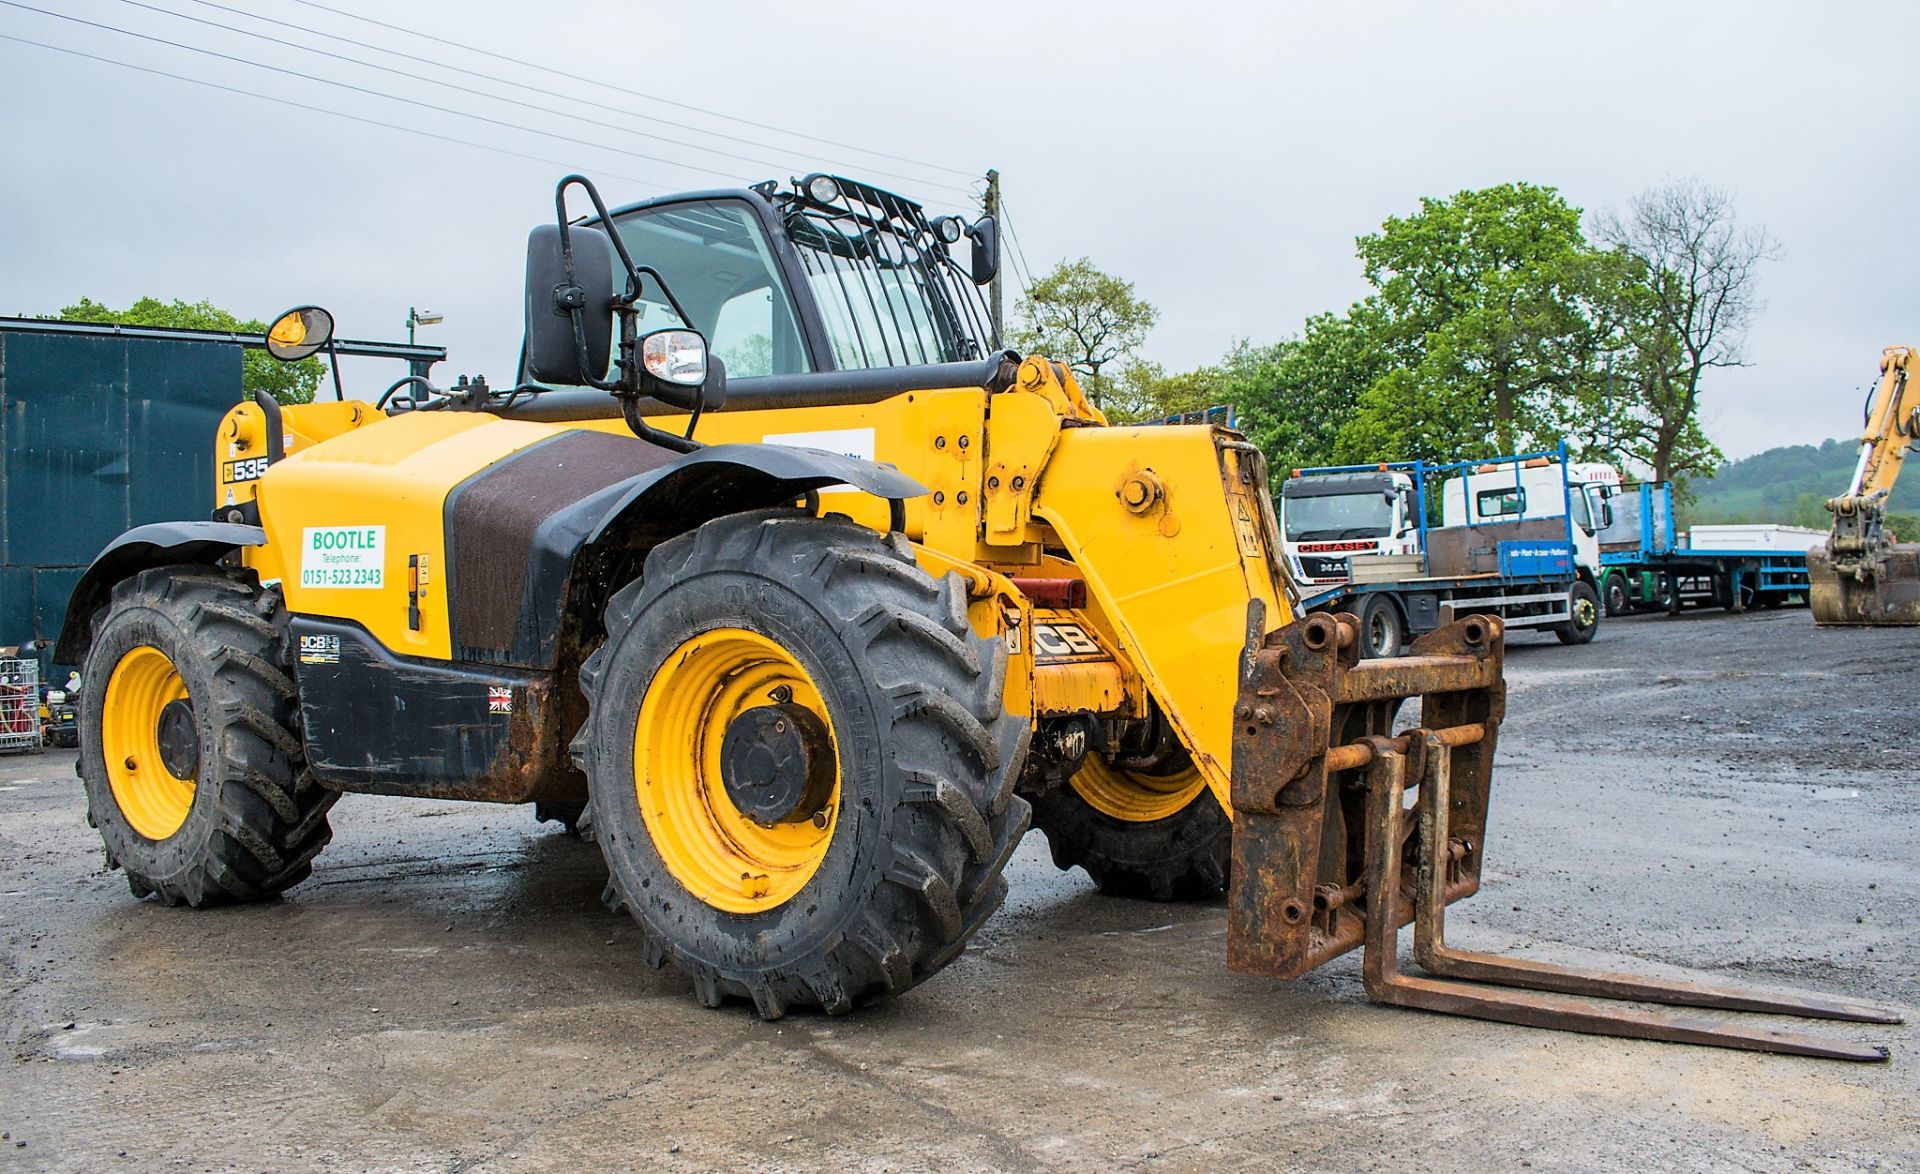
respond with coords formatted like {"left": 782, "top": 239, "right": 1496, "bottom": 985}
{"left": 223, "top": 456, "right": 270, "bottom": 483}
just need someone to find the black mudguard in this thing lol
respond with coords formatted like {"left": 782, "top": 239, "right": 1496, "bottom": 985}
{"left": 54, "top": 521, "right": 265, "bottom": 664}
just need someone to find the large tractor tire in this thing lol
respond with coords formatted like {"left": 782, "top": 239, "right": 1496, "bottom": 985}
{"left": 575, "top": 509, "right": 1030, "bottom": 1018}
{"left": 1031, "top": 757, "right": 1230, "bottom": 901}
{"left": 79, "top": 566, "right": 336, "bottom": 906}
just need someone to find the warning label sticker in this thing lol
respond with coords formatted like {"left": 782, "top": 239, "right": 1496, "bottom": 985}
{"left": 300, "top": 526, "right": 385, "bottom": 589}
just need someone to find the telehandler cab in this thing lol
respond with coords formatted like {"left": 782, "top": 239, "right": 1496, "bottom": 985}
{"left": 59, "top": 174, "right": 1899, "bottom": 1059}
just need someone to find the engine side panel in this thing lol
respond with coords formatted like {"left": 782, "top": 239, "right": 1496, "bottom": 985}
{"left": 251, "top": 411, "right": 566, "bottom": 661}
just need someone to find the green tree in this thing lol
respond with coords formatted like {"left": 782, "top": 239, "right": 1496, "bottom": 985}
{"left": 1345, "top": 182, "right": 1622, "bottom": 459}
{"left": 1104, "top": 359, "right": 1222, "bottom": 424}
{"left": 1222, "top": 312, "right": 1387, "bottom": 473}
{"left": 52, "top": 297, "right": 324, "bottom": 404}
{"left": 1011, "top": 258, "right": 1158, "bottom": 407}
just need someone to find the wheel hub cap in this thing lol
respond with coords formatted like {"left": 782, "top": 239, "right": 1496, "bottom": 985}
{"left": 719, "top": 703, "right": 834, "bottom": 827}
{"left": 156, "top": 698, "right": 199, "bottom": 780}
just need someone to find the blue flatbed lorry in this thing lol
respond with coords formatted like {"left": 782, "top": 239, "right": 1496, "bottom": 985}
{"left": 1594, "top": 481, "right": 1815, "bottom": 615}
{"left": 1279, "top": 445, "right": 1607, "bottom": 657}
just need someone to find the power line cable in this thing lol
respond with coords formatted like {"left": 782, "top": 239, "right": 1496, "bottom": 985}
{"left": 0, "top": 0, "right": 764, "bottom": 184}
{"left": 0, "top": 30, "right": 665, "bottom": 189}
{"left": 996, "top": 196, "right": 1040, "bottom": 301}
{"left": 279, "top": 0, "right": 980, "bottom": 181}
{"left": 111, "top": 0, "right": 819, "bottom": 182}
{"left": 156, "top": 0, "right": 976, "bottom": 200}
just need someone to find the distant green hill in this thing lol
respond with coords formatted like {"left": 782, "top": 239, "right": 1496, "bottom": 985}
{"left": 1680, "top": 437, "right": 1918, "bottom": 533}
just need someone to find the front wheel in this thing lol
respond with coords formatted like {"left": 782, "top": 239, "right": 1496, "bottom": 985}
{"left": 79, "top": 566, "right": 336, "bottom": 905}
{"left": 1603, "top": 573, "right": 1630, "bottom": 617}
{"left": 575, "top": 510, "right": 1030, "bottom": 1018}
{"left": 1556, "top": 580, "right": 1602, "bottom": 645}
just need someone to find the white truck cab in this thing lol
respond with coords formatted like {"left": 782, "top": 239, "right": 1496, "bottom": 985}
{"left": 1278, "top": 469, "right": 1421, "bottom": 587}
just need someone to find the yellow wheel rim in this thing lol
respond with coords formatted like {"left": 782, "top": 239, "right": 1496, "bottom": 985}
{"left": 634, "top": 627, "right": 840, "bottom": 914}
{"left": 103, "top": 645, "right": 197, "bottom": 840}
{"left": 1070, "top": 755, "right": 1207, "bottom": 823}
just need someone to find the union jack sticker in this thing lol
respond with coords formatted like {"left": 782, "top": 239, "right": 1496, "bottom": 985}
{"left": 487, "top": 686, "right": 513, "bottom": 715}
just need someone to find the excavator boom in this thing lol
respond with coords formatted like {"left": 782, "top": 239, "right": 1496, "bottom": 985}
{"left": 1810, "top": 346, "right": 1920, "bottom": 625}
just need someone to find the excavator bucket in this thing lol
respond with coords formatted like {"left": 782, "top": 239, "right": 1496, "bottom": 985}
{"left": 1808, "top": 541, "right": 1920, "bottom": 625}
{"left": 1227, "top": 610, "right": 1902, "bottom": 1061}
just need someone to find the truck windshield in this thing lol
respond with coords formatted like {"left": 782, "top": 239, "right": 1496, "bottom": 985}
{"left": 1282, "top": 494, "right": 1394, "bottom": 541}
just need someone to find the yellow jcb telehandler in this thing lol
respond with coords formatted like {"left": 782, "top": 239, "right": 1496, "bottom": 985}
{"left": 1810, "top": 345, "right": 1920, "bottom": 624}
{"left": 57, "top": 174, "right": 1899, "bottom": 1060}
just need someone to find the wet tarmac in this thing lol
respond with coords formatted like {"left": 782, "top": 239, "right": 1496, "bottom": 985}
{"left": 2, "top": 608, "right": 1916, "bottom": 1171}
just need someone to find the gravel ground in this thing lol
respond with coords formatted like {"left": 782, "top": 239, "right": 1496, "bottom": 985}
{"left": 2, "top": 607, "right": 1916, "bottom": 1171}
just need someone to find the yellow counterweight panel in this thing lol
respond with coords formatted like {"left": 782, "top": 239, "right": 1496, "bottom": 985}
{"left": 249, "top": 411, "right": 570, "bottom": 660}
{"left": 1032, "top": 426, "right": 1294, "bottom": 809}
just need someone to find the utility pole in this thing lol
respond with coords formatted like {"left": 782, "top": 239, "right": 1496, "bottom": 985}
{"left": 984, "top": 168, "right": 1003, "bottom": 346}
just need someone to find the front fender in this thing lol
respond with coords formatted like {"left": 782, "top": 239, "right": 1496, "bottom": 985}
{"left": 54, "top": 521, "right": 265, "bottom": 664}
{"left": 584, "top": 442, "right": 927, "bottom": 543}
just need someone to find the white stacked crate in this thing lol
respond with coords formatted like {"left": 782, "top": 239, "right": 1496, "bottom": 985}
{"left": 0, "top": 657, "right": 41, "bottom": 752}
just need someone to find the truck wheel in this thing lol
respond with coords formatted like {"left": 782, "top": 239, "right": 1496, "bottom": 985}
{"left": 1031, "top": 757, "right": 1228, "bottom": 900}
{"left": 574, "top": 509, "right": 1030, "bottom": 1018}
{"left": 1358, "top": 595, "right": 1404, "bottom": 658}
{"left": 79, "top": 566, "right": 336, "bottom": 906}
{"left": 1556, "top": 581, "right": 1601, "bottom": 645}
{"left": 1603, "top": 574, "right": 1630, "bottom": 617}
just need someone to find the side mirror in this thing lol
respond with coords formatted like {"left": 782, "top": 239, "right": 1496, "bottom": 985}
{"left": 523, "top": 223, "right": 615, "bottom": 385}
{"left": 636, "top": 329, "right": 726, "bottom": 412}
{"left": 1601, "top": 502, "right": 1615, "bottom": 528}
{"left": 265, "top": 305, "right": 334, "bottom": 361}
{"left": 966, "top": 216, "right": 999, "bottom": 286}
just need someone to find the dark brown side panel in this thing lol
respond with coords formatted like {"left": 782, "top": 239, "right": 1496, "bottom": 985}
{"left": 448, "top": 429, "right": 678, "bottom": 666}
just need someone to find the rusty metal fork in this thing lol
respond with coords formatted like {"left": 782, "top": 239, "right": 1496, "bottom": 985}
{"left": 1358, "top": 735, "right": 1902, "bottom": 1063}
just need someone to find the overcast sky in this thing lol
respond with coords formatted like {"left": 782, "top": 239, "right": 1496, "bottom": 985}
{"left": 3, "top": 0, "right": 1914, "bottom": 462}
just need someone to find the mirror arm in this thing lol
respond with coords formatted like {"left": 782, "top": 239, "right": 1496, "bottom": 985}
{"left": 619, "top": 397, "right": 699, "bottom": 454}
{"left": 324, "top": 337, "right": 345, "bottom": 401}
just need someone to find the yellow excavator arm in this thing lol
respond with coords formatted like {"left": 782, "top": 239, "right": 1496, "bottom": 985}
{"left": 1810, "top": 345, "right": 1920, "bottom": 625}
{"left": 1839, "top": 346, "right": 1917, "bottom": 502}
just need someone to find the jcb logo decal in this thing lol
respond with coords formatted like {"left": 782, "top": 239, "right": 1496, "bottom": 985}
{"left": 1031, "top": 622, "right": 1103, "bottom": 660}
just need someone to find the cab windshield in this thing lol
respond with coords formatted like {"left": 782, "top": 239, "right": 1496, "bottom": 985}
{"left": 777, "top": 177, "right": 994, "bottom": 370}
{"left": 1282, "top": 493, "right": 1394, "bottom": 541}
{"left": 607, "top": 198, "right": 812, "bottom": 378}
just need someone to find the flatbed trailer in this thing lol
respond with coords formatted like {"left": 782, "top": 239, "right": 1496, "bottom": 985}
{"left": 1286, "top": 446, "right": 1600, "bottom": 655}
{"left": 1595, "top": 482, "right": 1813, "bottom": 614}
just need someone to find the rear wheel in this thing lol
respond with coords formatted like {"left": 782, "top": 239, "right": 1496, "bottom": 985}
{"left": 1031, "top": 755, "right": 1229, "bottom": 900}
{"left": 1358, "top": 595, "right": 1405, "bottom": 658}
{"left": 1556, "top": 580, "right": 1601, "bottom": 645}
{"left": 575, "top": 510, "right": 1030, "bottom": 1018}
{"left": 79, "top": 566, "right": 336, "bottom": 905}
